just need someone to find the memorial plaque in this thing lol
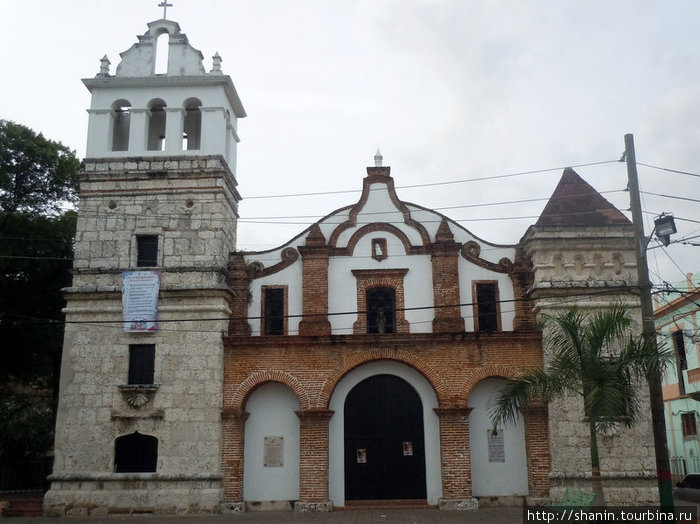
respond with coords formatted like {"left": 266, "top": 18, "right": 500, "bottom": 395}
{"left": 487, "top": 429, "right": 505, "bottom": 463}
{"left": 403, "top": 441, "right": 413, "bottom": 456}
{"left": 264, "top": 436, "right": 284, "bottom": 467}
{"left": 356, "top": 448, "right": 367, "bottom": 463}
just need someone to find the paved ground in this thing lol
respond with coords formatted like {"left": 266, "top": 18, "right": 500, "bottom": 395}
{"left": 0, "top": 508, "right": 523, "bottom": 524}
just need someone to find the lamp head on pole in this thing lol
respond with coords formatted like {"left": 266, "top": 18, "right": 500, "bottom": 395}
{"left": 653, "top": 213, "right": 677, "bottom": 247}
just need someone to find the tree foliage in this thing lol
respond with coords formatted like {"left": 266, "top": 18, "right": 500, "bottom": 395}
{"left": 0, "top": 119, "right": 81, "bottom": 221}
{"left": 489, "top": 306, "right": 672, "bottom": 505}
{"left": 0, "top": 212, "right": 76, "bottom": 388}
{"left": 0, "top": 120, "right": 80, "bottom": 458}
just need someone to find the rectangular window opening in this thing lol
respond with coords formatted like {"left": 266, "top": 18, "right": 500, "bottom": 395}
{"left": 128, "top": 344, "right": 155, "bottom": 385}
{"left": 682, "top": 412, "right": 697, "bottom": 438}
{"left": 475, "top": 282, "right": 499, "bottom": 332}
{"left": 673, "top": 330, "right": 688, "bottom": 394}
{"left": 263, "top": 287, "right": 286, "bottom": 335}
{"left": 366, "top": 287, "right": 396, "bottom": 334}
{"left": 136, "top": 235, "right": 159, "bottom": 267}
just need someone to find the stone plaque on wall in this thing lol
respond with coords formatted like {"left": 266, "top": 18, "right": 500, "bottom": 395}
{"left": 487, "top": 429, "right": 505, "bottom": 462}
{"left": 264, "top": 436, "right": 284, "bottom": 467}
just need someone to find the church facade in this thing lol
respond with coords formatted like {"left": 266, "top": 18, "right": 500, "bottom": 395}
{"left": 45, "top": 18, "right": 658, "bottom": 516}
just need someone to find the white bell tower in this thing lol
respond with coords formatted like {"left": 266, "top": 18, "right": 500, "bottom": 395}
{"left": 83, "top": 18, "right": 245, "bottom": 172}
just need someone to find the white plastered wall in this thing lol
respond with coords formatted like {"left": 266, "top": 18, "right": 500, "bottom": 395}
{"left": 328, "top": 233, "right": 434, "bottom": 334}
{"left": 468, "top": 378, "right": 528, "bottom": 497}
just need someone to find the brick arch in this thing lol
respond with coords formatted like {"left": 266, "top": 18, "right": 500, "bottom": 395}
{"left": 229, "top": 370, "right": 310, "bottom": 411}
{"left": 343, "top": 223, "right": 415, "bottom": 254}
{"left": 318, "top": 351, "right": 446, "bottom": 408}
{"left": 462, "top": 365, "right": 521, "bottom": 405}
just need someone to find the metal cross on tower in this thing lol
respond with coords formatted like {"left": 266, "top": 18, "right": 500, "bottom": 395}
{"left": 158, "top": 1, "right": 173, "bottom": 19}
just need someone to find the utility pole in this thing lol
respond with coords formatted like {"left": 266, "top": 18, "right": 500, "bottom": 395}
{"left": 625, "top": 133, "right": 674, "bottom": 508}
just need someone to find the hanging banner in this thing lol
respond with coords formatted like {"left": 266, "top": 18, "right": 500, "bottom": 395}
{"left": 122, "top": 270, "right": 160, "bottom": 332}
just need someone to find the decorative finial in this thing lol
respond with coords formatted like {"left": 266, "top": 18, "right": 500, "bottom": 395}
{"left": 158, "top": 1, "right": 173, "bottom": 19}
{"left": 374, "top": 148, "right": 383, "bottom": 167}
{"left": 98, "top": 55, "right": 111, "bottom": 77}
{"left": 211, "top": 52, "right": 223, "bottom": 74}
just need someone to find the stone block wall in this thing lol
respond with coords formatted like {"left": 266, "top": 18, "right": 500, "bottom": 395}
{"left": 45, "top": 155, "right": 239, "bottom": 515}
{"left": 523, "top": 224, "right": 658, "bottom": 504}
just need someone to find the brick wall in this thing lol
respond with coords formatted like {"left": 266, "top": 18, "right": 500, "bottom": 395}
{"left": 298, "top": 225, "right": 332, "bottom": 336}
{"left": 222, "top": 331, "right": 544, "bottom": 504}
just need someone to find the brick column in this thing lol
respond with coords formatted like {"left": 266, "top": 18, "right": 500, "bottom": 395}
{"left": 298, "top": 225, "right": 331, "bottom": 336}
{"left": 524, "top": 405, "right": 551, "bottom": 501}
{"left": 227, "top": 254, "right": 251, "bottom": 335}
{"left": 221, "top": 410, "right": 249, "bottom": 513}
{"left": 294, "top": 409, "right": 334, "bottom": 512}
{"left": 509, "top": 248, "right": 537, "bottom": 331}
{"left": 434, "top": 407, "right": 478, "bottom": 510}
{"left": 431, "top": 220, "right": 465, "bottom": 332}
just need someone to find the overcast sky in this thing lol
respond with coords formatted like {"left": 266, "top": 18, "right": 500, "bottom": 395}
{"left": 1, "top": 0, "right": 698, "bottom": 288}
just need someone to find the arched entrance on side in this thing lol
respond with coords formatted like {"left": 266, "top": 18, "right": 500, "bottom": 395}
{"left": 243, "top": 382, "right": 300, "bottom": 505}
{"left": 328, "top": 360, "right": 441, "bottom": 506}
{"left": 468, "top": 378, "right": 528, "bottom": 497}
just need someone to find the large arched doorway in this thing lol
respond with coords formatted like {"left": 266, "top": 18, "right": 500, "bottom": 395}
{"left": 344, "top": 374, "right": 426, "bottom": 500}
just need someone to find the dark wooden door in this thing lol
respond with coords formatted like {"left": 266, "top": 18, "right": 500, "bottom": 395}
{"left": 344, "top": 374, "right": 426, "bottom": 500}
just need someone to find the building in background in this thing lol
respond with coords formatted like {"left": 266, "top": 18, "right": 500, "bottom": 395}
{"left": 655, "top": 273, "right": 700, "bottom": 482}
{"left": 45, "top": 15, "right": 657, "bottom": 515}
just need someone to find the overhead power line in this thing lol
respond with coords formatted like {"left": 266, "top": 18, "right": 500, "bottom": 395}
{"left": 638, "top": 163, "right": 700, "bottom": 179}
{"left": 243, "top": 159, "right": 621, "bottom": 199}
{"left": 5, "top": 287, "right": 636, "bottom": 331}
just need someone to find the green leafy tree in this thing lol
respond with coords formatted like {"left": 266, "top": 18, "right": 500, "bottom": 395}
{"left": 0, "top": 120, "right": 80, "bottom": 459}
{"left": 489, "top": 306, "right": 670, "bottom": 505}
{"left": 0, "top": 119, "right": 80, "bottom": 224}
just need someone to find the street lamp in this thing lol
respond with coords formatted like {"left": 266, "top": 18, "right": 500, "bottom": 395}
{"left": 654, "top": 214, "right": 677, "bottom": 247}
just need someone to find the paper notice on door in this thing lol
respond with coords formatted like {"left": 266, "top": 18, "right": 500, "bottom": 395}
{"left": 357, "top": 448, "right": 367, "bottom": 463}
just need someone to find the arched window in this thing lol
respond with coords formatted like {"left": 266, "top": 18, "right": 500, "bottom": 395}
{"left": 147, "top": 99, "right": 167, "bottom": 151}
{"left": 366, "top": 287, "right": 396, "bottom": 334}
{"left": 111, "top": 99, "right": 131, "bottom": 151}
{"left": 114, "top": 432, "right": 158, "bottom": 473}
{"left": 154, "top": 30, "right": 169, "bottom": 75}
{"left": 183, "top": 98, "right": 202, "bottom": 150}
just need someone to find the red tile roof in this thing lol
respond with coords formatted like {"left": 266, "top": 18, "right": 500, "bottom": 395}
{"left": 536, "top": 168, "right": 631, "bottom": 226}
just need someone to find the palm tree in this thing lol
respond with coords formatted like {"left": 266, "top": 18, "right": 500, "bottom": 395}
{"left": 489, "top": 306, "right": 670, "bottom": 505}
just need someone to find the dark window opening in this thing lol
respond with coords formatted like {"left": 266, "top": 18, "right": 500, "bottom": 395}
{"left": 673, "top": 330, "right": 688, "bottom": 394}
{"left": 136, "top": 235, "right": 158, "bottom": 267}
{"left": 682, "top": 412, "right": 697, "bottom": 437}
{"left": 128, "top": 344, "right": 155, "bottom": 385}
{"left": 475, "top": 283, "right": 498, "bottom": 332}
{"left": 367, "top": 287, "right": 396, "bottom": 334}
{"left": 263, "top": 287, "right": 285, "bottom": 335}
{"left": 114, "top": 432, "right": 158, "bottom": 473}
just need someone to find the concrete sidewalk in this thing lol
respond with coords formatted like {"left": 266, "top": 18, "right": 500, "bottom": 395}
{"left": 0, "top": 508, "right": 523, "bottom": 524}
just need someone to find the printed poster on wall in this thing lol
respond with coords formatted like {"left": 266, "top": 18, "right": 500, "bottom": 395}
{"left": 122, "top": 270, "right": 161, "bottom": 332}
